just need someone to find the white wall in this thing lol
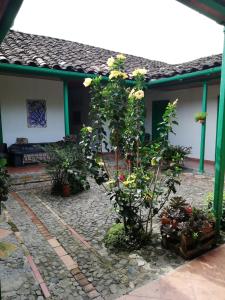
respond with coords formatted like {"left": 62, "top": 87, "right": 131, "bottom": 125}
{"left": 0, "top": 74, "right": 65, "bottom": 146}
{"left": 145, "top": 84, "right": 220, "bottom": 161}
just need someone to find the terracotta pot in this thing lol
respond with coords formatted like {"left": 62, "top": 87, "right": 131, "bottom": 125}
{"left": 198, "top": 119, "right": 205, "bottom": 124}
{"left": 201, "top": 224, "right": 213, "bottom": 234}
{"left": 171, "top": 219, "right": 178, "bottom": 229}
{"left": 185, "top": 205, "right": 193, "bottom": 215}
{"left": 161, "top": 215, "right": 171, "bottom": 225}
{"left": 62, "top": 184, "right": 71, "bottom": 197}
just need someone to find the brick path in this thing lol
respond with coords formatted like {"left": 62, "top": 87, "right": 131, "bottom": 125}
{"left": 11, "top": 191, "right": 102, "bottom": 299}
{"left": 2, "top": 170, "right": 225, "bottom": 299}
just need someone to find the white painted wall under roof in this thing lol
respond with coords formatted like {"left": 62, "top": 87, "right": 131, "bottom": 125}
{"left": 0, "top": 74, "right": 65, "bottom": 146}
{"left": 145, "top": 84, "right": 220, "bottom": 161}
{"left": 0, "top": 72, "right": 219, "bottom": 161}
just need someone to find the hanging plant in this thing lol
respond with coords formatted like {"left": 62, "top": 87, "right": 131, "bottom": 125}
{"left": 195, "top": 112, "right": 207, "bottom": 124}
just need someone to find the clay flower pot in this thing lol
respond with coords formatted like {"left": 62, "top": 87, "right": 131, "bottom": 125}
{"left": 185, "top": 205, "right": 192, "bottom": 215}
{"left": 171, "top": 219, "right": 178, "bottom": 229}
{"left": 198, "top": 119, "right": 205, "bottom": 124}
{"left": 62, "top": 184, "right": 71, "bottom": 197}
{"left": 201, "top": 223, "right": 213, "bottom": 234}
{"left": 161, "top": 215, "right": 171, "bottom": 225}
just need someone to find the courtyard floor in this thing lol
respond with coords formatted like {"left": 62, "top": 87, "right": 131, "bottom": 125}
{"left": 0, "top": 171, "right": 224, "bottom": 300}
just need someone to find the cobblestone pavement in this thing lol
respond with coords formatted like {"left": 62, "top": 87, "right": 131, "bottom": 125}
{"left": 2, "top": 171, "right": 220, "bottom": 299}
{"left": 0, "top": 209, "right": 44, "bottom": 299}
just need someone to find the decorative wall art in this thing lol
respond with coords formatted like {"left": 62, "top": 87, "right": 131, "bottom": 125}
{"left": 27, "top": 100, "right": 47, "bottom": 128}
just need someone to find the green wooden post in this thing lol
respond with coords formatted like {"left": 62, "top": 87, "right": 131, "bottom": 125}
{"left": 63, "top": 81, "right": 70, "bottom": 136}
{"left": 214, "top": 27, "right": 225, "bottom": 232}
{"left": 199, "top": 81, "right": 208, "bottom": 173}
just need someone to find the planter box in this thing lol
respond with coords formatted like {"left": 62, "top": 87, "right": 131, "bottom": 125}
{"left": 161, "top": 230, "right": 216, "bottom": 259}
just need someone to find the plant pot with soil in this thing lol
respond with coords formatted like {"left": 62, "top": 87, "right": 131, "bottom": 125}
{"left": 62, "top": 183, "right": 71, "bottom": 197}
{"left": 160, "top": 198, "right": 216, "bottom": 259}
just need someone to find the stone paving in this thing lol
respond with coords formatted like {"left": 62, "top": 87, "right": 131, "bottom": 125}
{"left": 118, "top": 243, "right": 225, "bottom": 300}
{"left": 0, "top": 209, "right": 44, "bottom": 299}
{"left": 1, "top": 171, "right": 222, "bottom": 299}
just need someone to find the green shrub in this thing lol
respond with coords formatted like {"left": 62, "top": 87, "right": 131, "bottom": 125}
{"left": 104, "top": 223, "right": 128, "bottom": 249}
{"left": 205, "top": 192, "right": 225, "bottom": 230}
{"left": 0, "top": 159, "right": 10, "bottom": 202}
{"left": 44, "top": 141, "right": 90, "bottom": 196}
{"left": 140, "top": 144, "right": 191, "bottom": 171}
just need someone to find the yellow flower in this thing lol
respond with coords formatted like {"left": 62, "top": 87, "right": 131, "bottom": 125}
{"left": 116, "top": 54, "right": 126, "bottom": 60}
{"left": 109, "top": 70, "right": 128, "bottom": 80}
{"left": 86, "top": 126, "right": 93, "bottom": 133}
{"left": 107, "top": 57, "right": 115, "bottom": 68}
{"left": 173, "top": 99, "right": 178, "bottom": 106}
{"left": 123, "top": 180, "right": 130, "bottom": 187}
{"left": 123, "top": 178, "right": 135, "bottom": 188}
{"left": 134, "top": 90, "right": 144, "bottom": 100}
{"left": 83, "top": 78, "right": 92, "bottom": 87}
{"left": 151, "top": 157, "right": 157, "bottom": 166}
{"left": 122, "top": 72, "right": 128, "bottom": 79}
{"left": 97, "top": 160, "right": 104, "bottom": 167}
{"left": 132, "top": 68, "right": 147, "bottom": 77}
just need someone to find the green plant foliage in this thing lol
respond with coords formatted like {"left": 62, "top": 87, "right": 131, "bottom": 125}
{"left": 205, "top": 191, "right": 225, "bottom": 230}
{"left": 0, "top": 158, "right": 10, "bottom": 202}
{"left": 140, "top": 144, "right": 191, "bottom": 171}
{"left": 194, "top": 112, "right": 207, "bottom": 122}
{"left": 103, "top": 223, "right": 128, "bottom": 249}
{"left": 0, "top": 241, "right": 17, "bottom": 258}
{"left": 161, "top": 197, "right": 215, "bottom": 243}
{"left": 44, "top": 141, "right": 90, "bottom": 196}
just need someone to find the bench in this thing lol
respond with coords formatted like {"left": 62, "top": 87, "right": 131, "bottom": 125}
{"left": 8, "top": 143, "right": 53, "bottom": 167}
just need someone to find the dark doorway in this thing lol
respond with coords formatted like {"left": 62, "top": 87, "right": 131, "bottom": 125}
{"left": 152, "top": 100, "right": 169, "bottom": 140}
{"left": 68, "top": 81, "right": 91, "bottom": 138}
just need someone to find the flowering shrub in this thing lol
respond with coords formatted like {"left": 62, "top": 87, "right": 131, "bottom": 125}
{"left": 81, "top": 54, "right": 182, "bottom": 248}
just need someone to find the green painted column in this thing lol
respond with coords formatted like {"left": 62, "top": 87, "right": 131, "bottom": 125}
{"left": 63, "top": 81, "right": 70, "bottom": 136}
{"left": 199, "top": 81, "right": 208, "bottom": 173}
{"left": 213, "top": 27, "right": 225, "bottom": 232}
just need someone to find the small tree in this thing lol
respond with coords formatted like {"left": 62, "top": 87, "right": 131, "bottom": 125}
{"left": 81, "top": 55, "right": 181, "bottom": 248}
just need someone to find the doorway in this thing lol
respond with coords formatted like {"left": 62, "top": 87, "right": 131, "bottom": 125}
{"left": 152, "top": 100, "right": 169, "bottom": 140}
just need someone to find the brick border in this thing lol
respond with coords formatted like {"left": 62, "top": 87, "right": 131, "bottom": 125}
{"left": 34, "top": 194, "right": 92, "bottom": 250}
{"left": 11, "top": 192, "right": 101, "bottom": 299}
{"left": 4, "top": 208, "right": 51, "bottom": 299}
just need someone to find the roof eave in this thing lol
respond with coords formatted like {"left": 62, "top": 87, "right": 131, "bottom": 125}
{"left": 0, "top": 0, "right": 23, "bottom": 44}
{"left": 176, "top": 0, "right": 225, "bottom": 25}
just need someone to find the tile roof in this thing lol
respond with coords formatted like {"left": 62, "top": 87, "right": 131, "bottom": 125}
{"left": 0, "top": 30, "right": 222, "bottom": 80}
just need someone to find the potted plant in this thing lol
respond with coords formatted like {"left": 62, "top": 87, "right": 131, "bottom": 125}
{"left": 44, "top": 141, "right": 91, "bottom": 197}
{"left": 160, "top": 198, "right": 216, "bottom": 259}
{"left": 195, "top": 112, "right": 207, "bottom": 124}
{"left": 62, "top": 178, "right": 71, "bottom": 197}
